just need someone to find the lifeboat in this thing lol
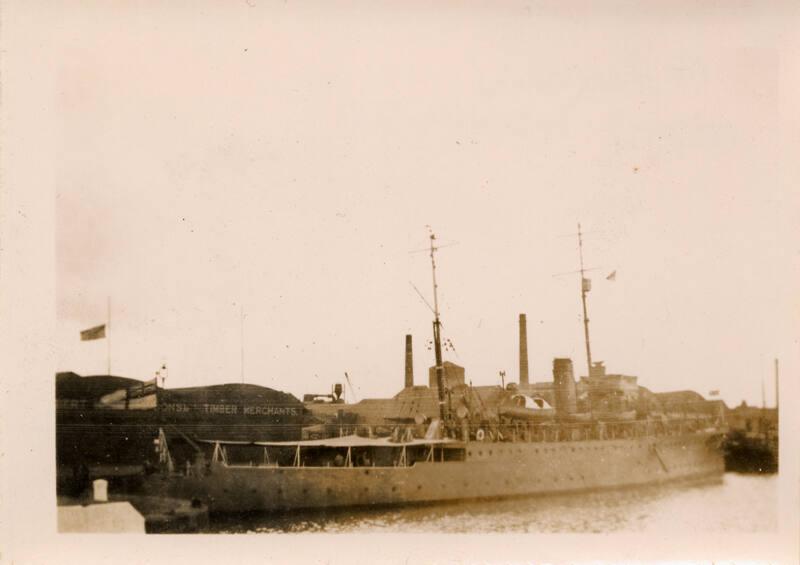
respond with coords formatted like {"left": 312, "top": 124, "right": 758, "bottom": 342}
{"left": 498, "top": 394, "right": 556, "bottom": 422}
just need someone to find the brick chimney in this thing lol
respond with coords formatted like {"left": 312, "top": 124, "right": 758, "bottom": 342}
{"left": 519, "top": 314, "right": 529, "bottom": 387}
{"left": 404, "top": 334, "right": 414, "bottom": 388}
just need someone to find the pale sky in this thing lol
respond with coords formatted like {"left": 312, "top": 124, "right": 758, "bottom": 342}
{"left": 50, "top": 0, "right": 799, "bottom": 408}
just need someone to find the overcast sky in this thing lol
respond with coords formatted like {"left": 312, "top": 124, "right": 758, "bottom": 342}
{"left": 51, "top": 0, "right": 799, "bottom": 408}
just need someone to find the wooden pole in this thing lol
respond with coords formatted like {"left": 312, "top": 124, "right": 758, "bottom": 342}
{"left": 240, "top": 304, "right": 245, "bottom": 384}
{"left": 775, "top": 358, "right": 779, "bottom": 410}
{"left": 107, "top": 296, "right": 111, "bottom": 376}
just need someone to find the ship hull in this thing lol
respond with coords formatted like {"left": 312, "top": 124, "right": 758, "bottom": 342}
{"left": 146, "top": 432, "right": 724, "bottom": 513}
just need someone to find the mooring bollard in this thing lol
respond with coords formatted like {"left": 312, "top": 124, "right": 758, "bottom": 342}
{"left": 93, "top": 478, "right": 108, "bottom": 502}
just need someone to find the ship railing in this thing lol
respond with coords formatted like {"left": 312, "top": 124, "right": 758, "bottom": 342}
{"left": 200, "top": 436, "right": 464, "bottom": 469}
{"left": 210, "top": 441, "right": 228, "bottom": 465}
{"left": 451, "top": 416, "right": 720, "bottom": 444}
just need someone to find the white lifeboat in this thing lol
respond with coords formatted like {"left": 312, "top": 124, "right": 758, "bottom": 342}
{"left": 499, "top": 394, "right": 556, "bottom": 421}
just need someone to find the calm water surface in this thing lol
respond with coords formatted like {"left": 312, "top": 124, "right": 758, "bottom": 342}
{"left": 210, "top": 473, "right": 777, "bottom": 534}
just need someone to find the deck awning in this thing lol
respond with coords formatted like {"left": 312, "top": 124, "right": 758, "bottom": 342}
{"left": 197, "top": 434, "right": 461, "bottom": 448}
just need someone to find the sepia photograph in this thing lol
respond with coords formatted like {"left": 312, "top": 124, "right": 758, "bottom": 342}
{"left": 1, "top": 0, "right": 799, "bottom": 563}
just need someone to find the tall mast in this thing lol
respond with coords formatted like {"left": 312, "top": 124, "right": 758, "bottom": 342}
{"left": 577, "top": 223, "right": 593, "bottom": 378}
{"left": 429, "top": 229, "right": 447, "bottom": 423}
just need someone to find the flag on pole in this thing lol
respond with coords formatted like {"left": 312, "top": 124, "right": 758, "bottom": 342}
{"left": 606, "top": 270, "right": 617, "bottom": 281}
{"left": 80, "top": 324, "right": 106, "bottom": 341}
{"left": 582, "top": 278, "right": 592, "bottom": 292}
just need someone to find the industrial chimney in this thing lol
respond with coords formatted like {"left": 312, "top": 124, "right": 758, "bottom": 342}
{"left": 519, "top": 314, "right": 529, "bottom": 388}
{"left": 404, "top": 334, "right": 414, "bottom": 388}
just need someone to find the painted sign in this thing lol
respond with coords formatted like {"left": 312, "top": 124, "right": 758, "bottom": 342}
{"left": 160, "top": 403, "right": 300, "bottom": 417}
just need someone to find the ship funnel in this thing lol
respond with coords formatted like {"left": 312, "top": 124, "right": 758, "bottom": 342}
{"left": 405, "top": 334, "right": 414, "bottom": 388}
{"left": 553, "top": 358, "right": 577, "bottom": 416}
{"left": 519, "top": 314, "right": 529, "bottom": 387}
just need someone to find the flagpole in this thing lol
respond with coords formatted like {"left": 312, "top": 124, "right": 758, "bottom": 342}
{"left": 774, "top": 358, "right": 779, "bottom": 411}
{"left": 107, "top": 296, "right": 111, "bottom": 376}
{"left": 240, "top": 303, "right": 244, "bottom": 384}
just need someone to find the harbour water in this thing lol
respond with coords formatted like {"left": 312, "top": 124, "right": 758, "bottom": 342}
{"left": 210, "top": 472, "right": 777, "bottom": 534}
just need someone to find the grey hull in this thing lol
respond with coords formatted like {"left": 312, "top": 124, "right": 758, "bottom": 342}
{"left": 147, "top": 432, "right": 724, "bottom": 513}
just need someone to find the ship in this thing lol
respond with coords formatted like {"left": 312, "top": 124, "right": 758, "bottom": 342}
{"left": 723, "top": 429, "right": 778, "bottom": 473}
{"left": 141, "top": 227, "right": 726, "bottom": 513}
{"left": 723, "top": 396, "right": 778, "bottom": 473}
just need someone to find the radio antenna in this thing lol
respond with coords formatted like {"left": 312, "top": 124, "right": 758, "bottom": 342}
{"left": 409, "top": 282, "right": 435, "bottom": 315}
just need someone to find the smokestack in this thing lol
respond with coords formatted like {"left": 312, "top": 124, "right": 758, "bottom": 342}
{"left": 405, "top": 334, "right": 414, "bottom": 388}
{"left": 553, "top": 358, "right": 577, "bottom": 416}
{"left": 519, "top": 314, "right": 529, "bottom": 387}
